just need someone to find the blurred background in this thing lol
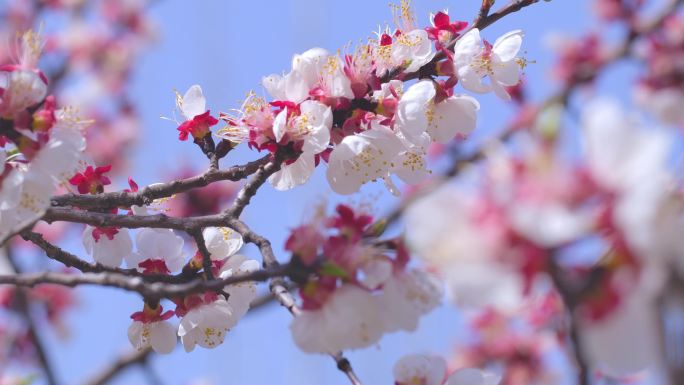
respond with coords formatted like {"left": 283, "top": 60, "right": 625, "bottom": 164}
{"left": 0, "top": 0, "right": 649, "bottom": 384}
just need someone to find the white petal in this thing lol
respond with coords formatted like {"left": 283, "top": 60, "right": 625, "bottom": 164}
{"left": 150, "top": 322, "right": 177, "bottom": 354}
{"left": 203, "top": 227, "right": 243, "bottom": 260}
{"left": 580, "top": 291, "right": 662, "bottom": 375}
{"left": 284, "top": 71, "right": 309, "bottom": 104}
{"left": 492, "top": 30, "right": 524, "bottom": 62}
{"left": 492, "top": 59, "right": 520, "bottom": 86}
{"left": 262, "top": 74, "right": 286, "bottom": 100}
{"left": 458, "top": 68, "right": 491, "bottom": 94}
{"left": 82, "top": 226, "right": 95, "bottom": 255}
{"left": 393, "top": 148, "right": 430, "bottom": 185}
{"left": 491, "top": 80, "right": 511, "bottom": 101}
{"left": 300, "top": 101, "right": 332, "bottom": 153}
{"left": 268, "top": 152, "right": 316, "bottom": 190}
{"left": 127, "top": 321, "right": 145, "bottom": 350}
{"left": 428, "top": 95, "right": 480, "bottom": 143}
{"left": 181, "top": 85, "right": 206, "bottom": 119}
{"left": 453, "top": 29, "right": 483, "bottom": 69}
{"left": 273, "top": 108, "right": 288, "bottom": 142}
{"left": 290, "top": 285, "right": 384, "bottom": 353}
{"left": 396, "top": 80, "right": 436, "bottom": 142}
{"left": 381, "top": 269, "right": 443, "bottom": 332}
{"left": 509, "top": 203, "right": 592, "bottom": 246}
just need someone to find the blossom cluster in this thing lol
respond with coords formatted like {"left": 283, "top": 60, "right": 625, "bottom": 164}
{"left": 125, "top": 226, "right": 258, "bottom": 353}
{"left": 168, "top": 5, "right": 525, "bottom": 196}
{"left": 0, "top": 30, "right": 90, "bottom": 242}
{"left": 285, "top": 204, "right": 442, "bottom": 353}
{"left": 81, "top": 216, "right": 260, "bottom": 353}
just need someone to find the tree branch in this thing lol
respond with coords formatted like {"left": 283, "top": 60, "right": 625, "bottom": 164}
{"left": 22, "top": 231, "right": 196, "bottom": 284}
{"left": 190, "top": 230, "right": 215, "bottom": 280}
{"left": 50, "top": 155, "right": 271, "bottom": 210}
{"left": 225, "top": 157, "right": 285, "bottom": 218}
{"left": 0, "top": 264, "right": 293, "bottom": 300}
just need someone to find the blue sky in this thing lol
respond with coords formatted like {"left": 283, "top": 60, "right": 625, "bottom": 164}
{"left": 19, "top": 1, "right": 634, "bottom": 384}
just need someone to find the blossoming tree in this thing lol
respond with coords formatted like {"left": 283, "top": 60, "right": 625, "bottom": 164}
{"left": 1, "top": 0, "right": 684, "bottom": 384}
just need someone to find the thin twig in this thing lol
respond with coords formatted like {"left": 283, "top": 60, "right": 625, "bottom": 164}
{"left": 227, "top": 218, "right": 362, "bottom": 383}
{"left": 190, "top": 230, "right": 215, "bottom": 280}
{"left": 81, "top": 348, "right": 152, "bottom": 385}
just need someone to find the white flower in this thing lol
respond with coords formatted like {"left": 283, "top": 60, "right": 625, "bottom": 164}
{"left": 82, "top": 226, "right": 133, "bottom": 267}
{"left": 130, "top": 228, "right": 186, "bottom": 272}
{"left": 508, "top": 202, "right": 594, "bottom": 247}
{"left": 380, "top": 269, "right": 443, "bottom": 332}
{"left": 445, "top": 368, "right": 501, "bottom": 385}
{"left": 178, "top": 298, "right": 236, "bottom": 352}
{"left": 375, "top": 29, "right": 435, "bottom": 77}
{"left": 405, "top": 185, "right": 524, "bottom": 309}
{"left": 202, "top": 227, "right": 243, "bottom": 260}
{"left": 32, "top": 130, "right": 87, "bottom": 184}
{"left": 268, "top": 100, "right": 333, "bottom": 190}
{"left": 128, "top": 320, "right": 177, "bottom": 354}
{"left": 453, "top": 28, "right": 524, "bottom": 100}
{"left": 395, "top": 80, "right": 479, "bottom": 145}
{"left": 0, "top": 69, "right": 47, "bottom": 118}
{"left": 582, "top": 100, "right": 673, "bottom": 255}
{"left": 393, "top": 354, "right": 447, "bottom": 385}
{"left": 219, "top": 254, "right": 260, "bottom": 319}
{"left": 405, "top": 185, "right": 495, "bottom": 269}
{"left": 0, "top": 169, "right": 52, "bottom": 242}
{"left": 326, "top": 123, "right": 404, "bottom": 195}
{"left": 263, "top": 48, "right": 353, "bottom": 103}
{"left": 290, "top": 284, "right": 384, "bottom": 354}
{"left": 582, "top": 100, "right": 670, "bottom": 193}
{"left": 392, "top": 29, "right": 435, "bottom": 74}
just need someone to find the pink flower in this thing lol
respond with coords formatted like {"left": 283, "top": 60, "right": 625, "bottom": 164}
{"left": 175, "top": 85, "right": 219, "bottom": 141}
{"left": 68, "top": 165, "right": 112, "bottom": 194}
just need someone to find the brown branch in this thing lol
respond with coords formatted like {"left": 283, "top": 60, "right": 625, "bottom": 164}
{"left": 43, "top": 208, "right": 224, "bottom": 231}
{"left": 0, "top": 264, "right": 293, "bottom": 300}
{"left": 50, "top": 155, "right": 271, "bottom": 210}
{"left": 22, "top": 231, "right": 197, "bottom": 284}
{"left": 474, "top": 0, "right": 541, "bottom": 31}
{"left": 225, "top": 156, "right": 286, "bottom": 218}
{"left": 190, "top": 230, "right": 215, "bottom": 280}
{"left": 547, "top": 257, "right": 591, "bottom": 385}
